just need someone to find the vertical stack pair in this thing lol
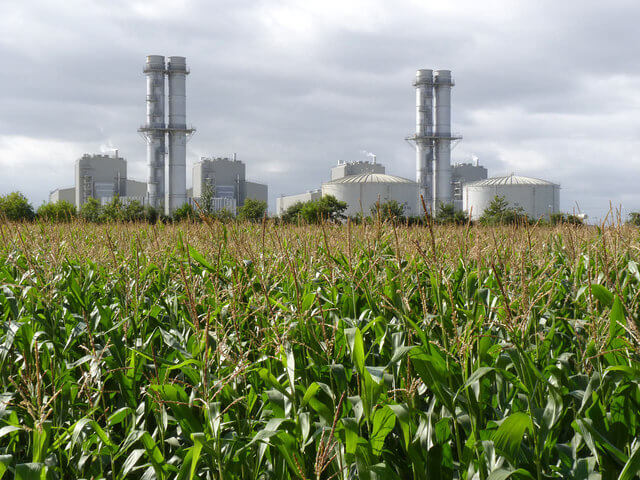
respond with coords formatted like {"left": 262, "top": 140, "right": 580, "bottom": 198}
{"left": 140, "top": 55, "right": 195, "bottom": 215}
{"left": 413, "top": 69, "right": 461, "bottom": 213}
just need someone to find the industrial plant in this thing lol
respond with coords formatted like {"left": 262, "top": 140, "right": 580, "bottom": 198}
{"left": 49, "top": 59, "right": 560, "bottom": 221}
{"left": 50, "top": 55, "right": 268, "bottom": 214}
{"left": 277, "top": 68, "right": 560, "bottom": 220}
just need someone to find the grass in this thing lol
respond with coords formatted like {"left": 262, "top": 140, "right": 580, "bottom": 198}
{"left": 0, "top": 219, "right": 639, "bottom": 479}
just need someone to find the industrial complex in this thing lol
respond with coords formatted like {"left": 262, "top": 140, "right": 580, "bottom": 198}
{"left": 50, "top": 60, "right": 560, "bottom": 221}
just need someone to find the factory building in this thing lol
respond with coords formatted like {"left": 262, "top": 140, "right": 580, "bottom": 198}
{"left": 49, "top": 187, "right": 75, "bottom": 204}
{"left": 463, "top": 174, "right": 560, "bottom": 220}
{"left": 451, "top": 161, "right": 488, "bottom": 210}
{"left": 75, "top": 153, "right": 127, "bottom": 208}
{"left": 192, "top": 156, "right": 268, "bottom": 214}
{"left": 276, "top": 160, "right": 418, "bottom": 217}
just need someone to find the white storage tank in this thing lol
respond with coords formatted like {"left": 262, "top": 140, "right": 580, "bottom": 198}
{"left": 463, "top": 174, "right": 560, "bottom": 221}
{"left": 321, "top": 173, "right": 419, "bottom": 217}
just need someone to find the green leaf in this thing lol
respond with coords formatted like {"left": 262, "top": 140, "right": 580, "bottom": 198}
{"left": 189, "top": 433, "right": 205, "bottom": 480}
{"left": 0, "top": 455, "right": 11, "bottom": 480}
{"left": 609, "top": 296, "right": 626, "bottom": 340}
{"left": 487, "top": 468, "right": 536, "bottom": 480}
{"left": 591, "top": 284, "right": 613, "bottom": 309}
{"left": 121, "top": 449, "right": 145, "bottom": 478}
{"left": 492, "top": 412, "right": 532, "bottom": 461}
{"left": 619, "top": 443, "right": 640, "bottom": 480}
{"left": 15, "top": 463, "right": 46, "bottom": 480}
{"left": 371, "top": 406, "right": 396, "bottom": 455}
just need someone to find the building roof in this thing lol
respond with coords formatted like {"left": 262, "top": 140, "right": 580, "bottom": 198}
{"left": 324, "top": 173, "right": 416, "bottom": 185}
{"left": 466, "top": 174, "right": 558, "bottom": 187}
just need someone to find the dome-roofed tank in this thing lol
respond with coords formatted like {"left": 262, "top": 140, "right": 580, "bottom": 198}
{"left": 321, "top": 173, "right": 419, "bottom": 217}
{"left": 463, "top": 174, "right": 560, "bottom": 220}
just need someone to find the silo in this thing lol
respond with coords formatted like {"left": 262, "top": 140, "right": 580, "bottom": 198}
{"left": 463, "top": 174, "right": 560, "bottom": 220}
{"left": 321, "top": 173, "right": 419, "bottom": 217}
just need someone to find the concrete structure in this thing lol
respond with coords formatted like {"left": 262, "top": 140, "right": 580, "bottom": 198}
{"left": 75, "top": 153, "right": 127, "bottom": 209}
{"left": 331, "top": 160, "right": 385, "bottom": 181}
{"left": 276, "top": 190, "right": 322, "bottom": 216}
{"left": 126, "top": 179, "right": 148, "bottom": 198}
{"left": 139, "top": 55, "right": 166, "bottom": 211}
{"left": 192, "top": 156, "right": 267, "bottom": 213}
{"left": 452, "top": 161, "right": 488, "bottom": 210}
{"left": 322, "top": 173, "right": 419, "bottom": 217}
{"left": 408, "top": 69, "right": 461, "bottom": 213}
{"left": 49, "top": 187, "right": 75, "bottom": 204}
{"left": 463, "top": 174, "right": 560, "bottom": 221}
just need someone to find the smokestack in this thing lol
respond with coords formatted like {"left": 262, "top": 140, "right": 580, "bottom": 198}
{"left": 433, "top": 70, "right": 454, "bottom": 208}
{"left": 166, "top": 56, "right": 191, "bottom": 215}
{"left": 414, "top": 69, "right": 434, "bottom": 208}
{"left": 140, "top": 55, "right": 166, "bottom": 210}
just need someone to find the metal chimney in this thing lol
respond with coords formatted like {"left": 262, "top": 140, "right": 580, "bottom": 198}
{"left": 139, "top": 55, "right": 166, "bottom": 210}
{"left": 414, "top": 69, "right": 434, "bottom": 207}
{"left": 433, "top": 70, "right": 454, "bottom": 208}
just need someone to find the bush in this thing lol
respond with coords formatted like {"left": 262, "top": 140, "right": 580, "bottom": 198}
{"left": 436, "top": 203, "right": 469, "bottom": 225}
{"left": 370, "top": 200, "right": 405, "bottom": 222}
{"left": 37, "top": 200, "right": 76, "bottom": 222}
{"left": 0, "top": 192, "right": 35, "bottom": 221}
{"left": 628, "top": 212, "right": 640, "bottom": 226}
{"left": 550, "top": 212, "right": 584, "bottom": 225}
{"left": 173, "top": 203, "right": 197, "bottom": 222}
{"left": 238, "top": 198, "right": 267, "bottom": 222}
{"left": 122, "top": 200, "right": 145, "bottom": 222}
{"left": 479, "top": 195, "right": 529, "bottom": 225}
{"left": 281, "top": 202, "right": 305, "bottom": 224}
{"left": 300, "top": 195, "right": 347, "bottom": 224}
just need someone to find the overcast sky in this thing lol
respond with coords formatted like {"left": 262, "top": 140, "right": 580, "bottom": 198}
{"left": 1, "top": 0, "right": 639, "bottom": 219}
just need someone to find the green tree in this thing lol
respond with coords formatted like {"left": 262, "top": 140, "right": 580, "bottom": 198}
{"left": 80, "top": 197, "right": 102, "bottom": 222}
{"left": 122, "top": 200, "right": 145, "bottom": 222}
{"left": 101, "top": 195, "right": 124, "bottom": 222}
{"left": 173, "top": 203, "right": 197, "bottom": 222}
{"left": 479, "top": 195, "right": 529, "bottom": 225}
{"left": 303, "top": 195, "right": 347, "bottom": 224}
{"left": 198, "top": 181, "right": 216, "bottom": 216}
{"left": 436, "top": 203, "right": 469, "bottom": 225}
{"left": 238, "top": 198, "right": 267, "bottom": 222}
{"left": 371, "top": 199, "right": 405, "bottom": 222}
{"left": 37, "top": 200, "right": 76, "bottom": 222}
{"left": 281, "top": 202, "right": 304, "bottom": 224}
{"left": 0, "top": 191, "right": 35, "bottom": 221}
{"left": 550, "top": 212, "right": 584, "bottom": 226}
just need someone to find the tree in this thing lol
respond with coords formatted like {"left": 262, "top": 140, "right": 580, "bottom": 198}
{"left": 479, "top": 195, "right": 529, "bottom": 225}
{"left": 371, "top": 200, "right": 405, "bottom": 222}
{"left": 198, "top": 181, "right": 216, "bottom": 216}
{"left": 122, "top": 200, "right": 145, "bottom": 222}
{"left": 173, "top": 203, "right": 197, "bottom": 222}
{"left": 0, "top": 192, "right": 35, "bottom": 221}
{"left": 80, "top": 197, "right": 102, "bottom": 222}
{"left": 436, "top": 203, "right": 469, "bottom": 225}
{"left": 550, "top": 212, "right": 584, "bottom": 226}
{"left": 238, "top": 198, "right": 267, "bottom": 222}
{"left": 628, "top": 212, "right": 640, "bottom": 226}
{"left": 37, "top": 200, "right": 76, "bottom": 222}
{"left": 101, "top": 195, "right": 124, "bottom": 222}
{"left": 281, "top": 202, "right": 305, "bottom": 224}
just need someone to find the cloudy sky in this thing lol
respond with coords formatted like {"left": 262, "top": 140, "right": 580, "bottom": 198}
{"left": 1, "top": 0, "right": 639, "bottom": 219}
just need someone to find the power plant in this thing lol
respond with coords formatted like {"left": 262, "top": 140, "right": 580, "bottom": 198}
{"left": 46, "top": 59, "right": 562, "bottom": 221}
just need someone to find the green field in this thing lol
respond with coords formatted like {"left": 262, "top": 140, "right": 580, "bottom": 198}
{"left": 1, "top": 221, "right": 639, "bottom": 479}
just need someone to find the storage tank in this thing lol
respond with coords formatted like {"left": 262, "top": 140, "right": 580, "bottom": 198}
{"left": 463, "top": 174, "right": 560, "bottom": 220}
{"left": 321, "top": 173, "right": 419, "bottom": 217}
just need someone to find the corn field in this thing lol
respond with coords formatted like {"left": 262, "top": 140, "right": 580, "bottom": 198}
{"left": 0, "top": 220, "right": 639, "bottom": 479}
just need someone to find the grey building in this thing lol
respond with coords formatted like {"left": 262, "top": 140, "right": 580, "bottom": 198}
{"left": 49, "top": 187, "right": 75, "bottom": 204}
{"left": 75, "top": 153, "right": 127, "bottom": 209}
{"left": 192, "top": 156, "right": 268, "bottom": 213}
{"left": 451, "top": 161, "right": 488, "bottom": 210}
{"left": 331, "top": 160, "right": 385, "bottom": 181}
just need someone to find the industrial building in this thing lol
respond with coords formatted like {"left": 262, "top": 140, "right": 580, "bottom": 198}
{"left": 276, "top": 160, "right": 419, "bottom": 217}
{"left": 139, "top": 55, "right": 195, "bottom": 216}
{"left": 463, "top": 174, "right": 560, "bottom": 220}
{"left": 452, "top": 161, "right": 488, "bottom": 210}
{"left": 49, "top": 152, "right": 149, "bottom": 209}
{"left": 192, "top": 156, "right": 268, "bottom": 214}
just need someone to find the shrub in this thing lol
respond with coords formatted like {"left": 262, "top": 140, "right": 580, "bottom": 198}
{"left": 37, "top": 200, "right": 76, "bottom": 222}
{"left": 80, "top": 197, "right": 102, "bottom": 222}
{"left": 370, "top": 200, "right": 405, "bottom": 222}
{"left": 238, "top": 198, "right": 267, "bottom": 222}
{"left": 479, "top": 195, "right": 529, "bottom": 225}
{"left": 173, "top": 203, "right": 197, "bottom": 222}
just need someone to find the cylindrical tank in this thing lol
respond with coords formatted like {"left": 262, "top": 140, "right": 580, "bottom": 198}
{"left": 166, "top": 56, "right": 188, "bottom": 215}
{"left": 415, "top": 69, "right": 433, "bottom": 209}
{"left": 463, "top": 174, "right": 560, "bottom": 220}
{"left": 433, "top": 69, "right": 453, "bottom": 208}
{"left": 143, "top": 55, "right": 166, "bottom": 210}
{"left": 321, "top": 173, "right": 419, "bottom": 217}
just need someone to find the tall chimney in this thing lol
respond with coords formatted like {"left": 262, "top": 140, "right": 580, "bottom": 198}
{"left": 414, "top": 69, "right": 434, "bottom": 209}
{"left": 140, "top": 55, "right": 166, "bottom": 210}
{"left": 166, "top": 56, "right": 192, "bottom": 215}
{"left": 433, "top": 70, "right": 454, "bottom": 208}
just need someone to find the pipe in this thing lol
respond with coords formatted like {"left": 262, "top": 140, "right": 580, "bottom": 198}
{"left": 433, "top": 69, "right": 453, "bottom": 208}
{"left": 414, "top": 69, "right": 434, "bottom": 209}
{"left": 166, "top": 56, "right": 188, "bottom": 215}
